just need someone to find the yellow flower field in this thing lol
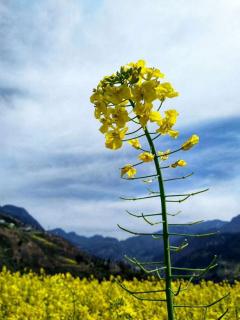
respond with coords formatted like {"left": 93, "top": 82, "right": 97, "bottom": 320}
{"left": 0, "top": 269, "right": 239, "bottom": 319}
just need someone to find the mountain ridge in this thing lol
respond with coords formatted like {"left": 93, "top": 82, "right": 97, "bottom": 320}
{"left": 50, "top": 219, "right": 230, "bottom": 262}
{"left": 0, "top": 207, "right": 139, "bottom": 279}
{"left": 0, "top": 205, "right": 44, "bottom": 231}
{"left": 2, "top": 203, "right": 240, "bottom": 280}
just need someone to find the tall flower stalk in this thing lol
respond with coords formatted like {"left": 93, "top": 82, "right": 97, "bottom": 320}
{"left": 90, "top": 60, "right": 229, "bottom": 319}
{"left": 144, "top": 126, "right": 174, "bottom": 319}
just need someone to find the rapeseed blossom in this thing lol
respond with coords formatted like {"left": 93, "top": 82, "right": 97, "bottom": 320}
{"left": 182, "top": 134, "right": 199, "bottom": 150}
{"left": 138, "top": 152, "right": 154, "bottom": 162}
{"left": 105, "top": 127, "right": 128, "bottom": 150}
{"left": 128, "top": 139, "right": 141, "bottom": 149}
{"left": 90, "top": 60, "right": 199, "bottom": 179}
{"left": 0, "top": 269, "right": 238, "bottom": 320}
{"left": 121, "top": 164, "right": 137, "bottom": 178}
{"left": 90, "top": 60, "right": 179, "bottom": 150}
{"left": 171, "top": 159, "right": 187, "bottom": 168}
{"left": 158, "top": 149, "right": 171, "bottom": 161}
{"left": 90, "top": 60, "right": 218, "bottom": 320}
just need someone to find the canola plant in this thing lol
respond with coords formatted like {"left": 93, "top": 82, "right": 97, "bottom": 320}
{"left": 0, "top": 269, "right": 239, "bottom": 320}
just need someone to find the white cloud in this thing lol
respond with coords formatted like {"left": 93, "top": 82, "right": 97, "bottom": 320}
{"left": 6, "top": 176, "right": 239, "bottom": 239}
{"left": 0, "top": 0, "right": 239, "bottom": 237}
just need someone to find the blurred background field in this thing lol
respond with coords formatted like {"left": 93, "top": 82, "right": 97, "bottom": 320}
{"left": 0, "top": 269, "right": 239, "bottom": 320}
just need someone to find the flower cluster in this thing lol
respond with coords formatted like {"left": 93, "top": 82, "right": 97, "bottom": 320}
{"left": 90, "top": 60, "right": 199, "bottom": 178}
{"left": 90, "top": 60, "right": 179, "bottom": 150}
{"left": 0, "top": 269, "right": 238, "bottom": 319}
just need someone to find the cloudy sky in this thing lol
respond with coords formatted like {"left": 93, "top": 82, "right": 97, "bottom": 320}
{"left": 0, "top": 0, "right": 239, "bottom": 238}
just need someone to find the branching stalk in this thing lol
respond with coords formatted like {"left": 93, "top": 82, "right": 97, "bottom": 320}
{"left": 144, "top": 127, "right": 175, "bottom": 320}
{"left": 91, "top": 60, "right": 228, "bottom": 320}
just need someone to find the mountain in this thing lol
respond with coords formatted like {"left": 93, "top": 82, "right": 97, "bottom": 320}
{"left": 0, "top": 211, "right": 138, "bottom": 279}
{"left": 0, "top": 205, "right": 44, "bottom": 231}
{"left": 50, "top": 228, "right": 160, "bottom": 261}
{"left": 50, "top": 217, "right": 240, "bottom": 281}
{"left": 168, "top": 232, "right": 240, "bottom": 281}
{"left": 52, "top": 229, "right": 123, "bottom": 260}
{"left": 220, "top": 214, "right": 240, "bottom": 233}
{"left": 3, "top": 203, "right": 240, "bottom": 280}
{"left": 169, "top": 219, "right": 227, "bottom": 234}
{"left": 50, "top": 219, "right": 228, "bottom": 262}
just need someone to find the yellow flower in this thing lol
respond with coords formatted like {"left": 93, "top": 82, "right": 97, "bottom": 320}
{"left": 155, "top": 82, "right": 179, "bottom": 101}
{"left": 156, "top": 109, "right": 179, "bottom": 137}
{"left": 90, "top": 61, "right": 180, "bottom": 150}
{"left": 165, "top": 110, "right": 179, "bottom": 126}
{"left": 104, "top": 85, "right": 132, "bottom": 104}
{"left": 105, "top": 127, "right": 128, "bottom": 150}
{"left": 149, "top": 110, "right": 162, "bottom": 125}
{"left": 110, "top": 105, "right": 129, "bottom": 128}
{"left": 143, "top": 67, "right": 165, "bottom": 80}
{"left": 132, "top": 80, "right": 158, "bottom": 103}
{"left": 168, "top": 129, "right": 179, "bottom": 139}
{"left": 121, "top": 164, "right": 137, "bottom": 178}
{"left": 140, "top": 80, "right": 158, "bottom": 102}
{"left": 99, "top": 117, "right": 112, "bottom": 134}
{"left": 128, "top": 139, "right": 141, "bottom": 149}
{"left": 182, "top": 134, "right": 199, "bottom": 150}
{"left": 134, "top": 101, "right": 153, "bottom": 117}
{"left": 134, "top": 101, "right": 153, "bottom": 127}
{"left": 138, "top": 152, "right": 154, "bottom": 162}
{"left": 171, "top": 159, "right": 187, "bottom": 168}
{"left": 128, "top": 60, "right": 165, "bottom": 81}
{"left": 131, "top": 85, "right": 142, "bottom": 103}
{"left": 94, "top": 104, "right": 107, "bottom": 120}
{"left": 90, "top": 90, "right": 104, "bottom": 104}
{"left": 128, "top": 59, "right": 146, "bottom": 69}
{"left": 0, "top": 268, "right": 237, "bottom": 319}
{"left": 158, "top": 149, "right": 171, "bottom": 161}
{"left": 138, "top": 114, "right": 150, "bottom": 128}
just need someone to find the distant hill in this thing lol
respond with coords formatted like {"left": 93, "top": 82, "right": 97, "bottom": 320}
{"left": 0, "top": 205, "right": 44, "bottom": 231}
{"left": 50, "top": 219, "right": 228, "bottom": 262}
{"left": 0, "top": 211, "right": 138, "bottom": 279}
{"left": 50, "top": 216, "right": 240, "bottom": 281}
{"left": 220, "top": 215, "right": 240, "bottom": 233}
{"left": 52, "top": 229, "right": 123, "bottom": 260}
{"left": 2, "top": 203, "right": 240, "bottom": 281}
{"left": 168, "top": 232, "right": 240, "bottom": 281}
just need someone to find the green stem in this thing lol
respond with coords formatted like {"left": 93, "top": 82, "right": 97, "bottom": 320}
{"left": 144, "top": 127, "right": 174, "bottom": 320}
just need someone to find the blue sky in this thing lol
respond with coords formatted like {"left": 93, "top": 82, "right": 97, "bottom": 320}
{"left": 0, "top": 0, "right": 239, "bottom": 238}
